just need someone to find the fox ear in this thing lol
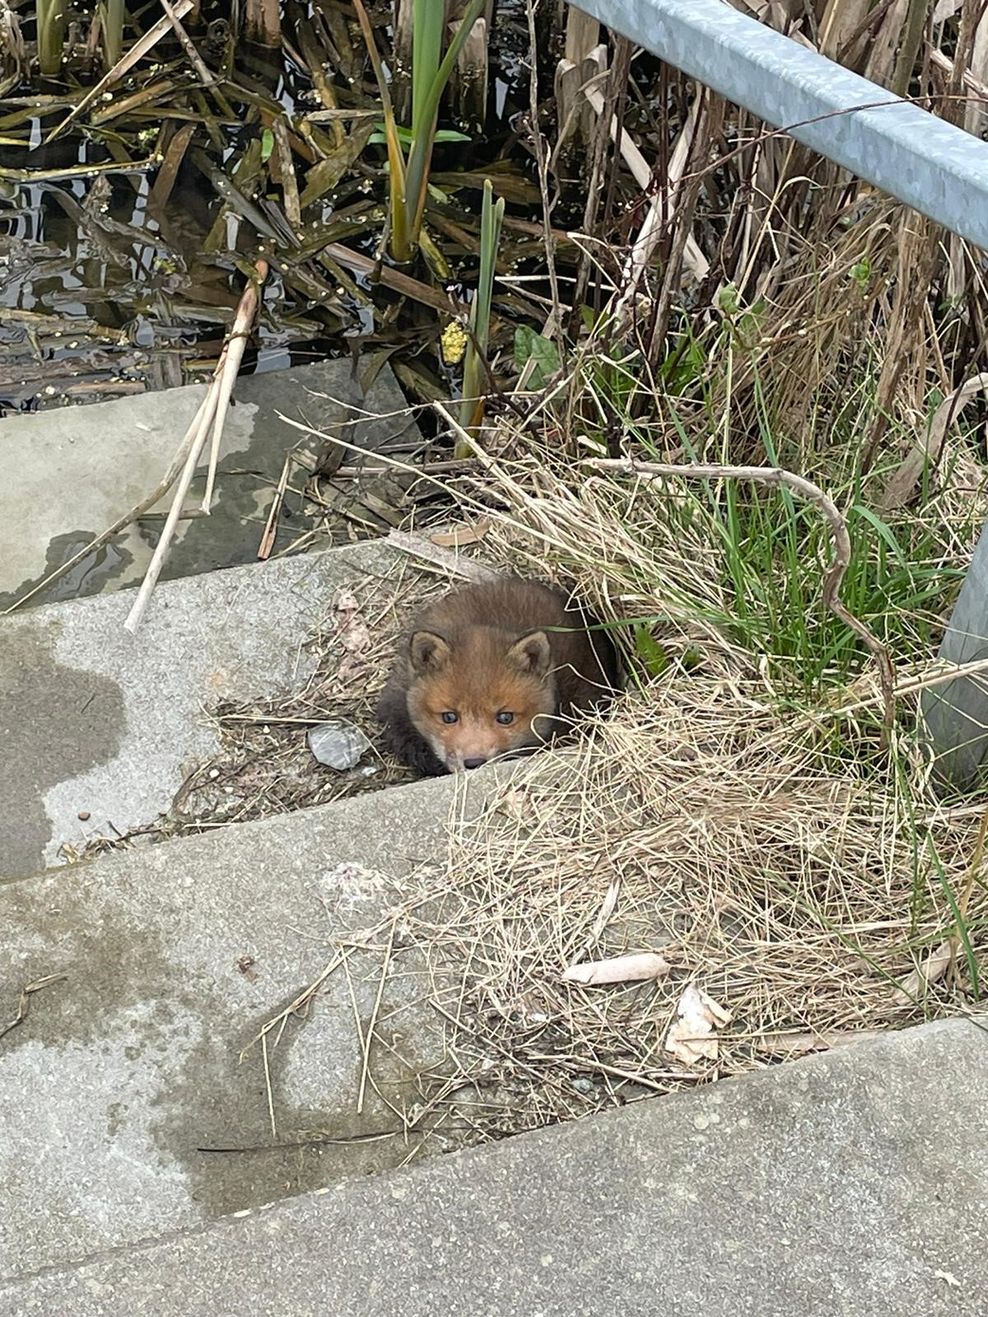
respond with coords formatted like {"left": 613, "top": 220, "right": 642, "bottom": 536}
{"left": 409, "top": 630, "right": 451, "bottom": 674}
{"left": 507, "top": 630, "right": 552, "bottom": 677}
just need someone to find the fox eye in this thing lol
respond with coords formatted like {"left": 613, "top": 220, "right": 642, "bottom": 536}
{"left": 496, "top": 711, "right": 515, "bottom": 726}
{"left": 441, "top": 711, "right": 459, "bottom": 724}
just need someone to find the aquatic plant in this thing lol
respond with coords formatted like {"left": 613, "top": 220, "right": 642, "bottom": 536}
{"left": 37, "top": 0, "right": 67, "bottom": 75}
{"left": 97, "top": 0, "right": 126, "bottom": 68}
{"left": 459, "top": 177, "right": 505, "bottom": 446}
{"left": 353, "top": 0, "right": 488, "bottom": 263}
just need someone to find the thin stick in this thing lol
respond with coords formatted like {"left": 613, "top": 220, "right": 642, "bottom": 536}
{"left": 584, "top": 456, "right": 896, "bottom": 739}
{"left": 257, "top": 451, "right": 292, "bottom": 560}
{"left": 124, "top": 262, "right": 267, "bottom": 632}
{"left": 243, "top": 949, "right": 345, "bottom": 1059}
{"left": 524, "top": 0, "right": 563, "bottom": 353}
{"left": 583, "top": 83, "right": 708, "bottom": 287}
{"left": 261, "top": 1033, "right": 277, "bottom": 1138}
{"left": 160, "top": 0, "right": 227, "bottom": 100}
{"left": 0, "top": 974, "right": 67, "bottom": 1043}
{"left": 202, "top": 259, "right": 268, "bottom": 513}
{"left": 357, "top": 922, "right": 396, "bottom": 1115}
{"left": 122, "top": 388, "right": 218, "bottom": 633}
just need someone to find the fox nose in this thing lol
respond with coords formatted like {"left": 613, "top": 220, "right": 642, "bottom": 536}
{"left": 462, "top": 757, "right": 486, "bottom": 770}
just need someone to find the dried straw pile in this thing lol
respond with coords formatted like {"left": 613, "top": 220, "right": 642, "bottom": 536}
{"left": 397, "top": 673, "right": 982, "bottom": 1137}
{"left": 251, "top": 425, "right": 987, "bottom": 1141}
{"left": 336, "top": 429, "right": 988, "bottom": 1140}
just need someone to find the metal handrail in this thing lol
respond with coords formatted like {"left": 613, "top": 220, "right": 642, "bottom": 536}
{"left": 577, "top": 0, "right": 988, "bottom": 251}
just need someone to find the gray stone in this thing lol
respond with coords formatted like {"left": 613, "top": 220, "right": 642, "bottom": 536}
{"left": 0, "top": 359, "right": 418, "bottom": 609}
{"left": 307, "top": 720, "right": 373, "bottom": 770}
{"left": 1, "top": 1018, "right": 984, "bottom": 1314}
{"left": 0, "top": 539, "right": 399, "bottom": 879}
{"left": 0, "top": 768, "right": 506, "bottom": 1283}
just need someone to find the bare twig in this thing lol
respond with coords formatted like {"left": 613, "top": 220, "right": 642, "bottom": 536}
{"left": 202, "top": 260, "right": 268, "bottom": 512}
{"left": 123, "top": 260, "right": 268, "bottom": 633}
{"left": 160, "top": 0, "right": 219, "bottom": 90}
{"left": 0, "top": 974, "right": 67, "bottom": 1043}
{"left": 257, "top": 451, "right": 292, "bottom": 560}
{"left": 261, "top": 1032, "right": 277, "bottom": 1138}
{"left": 583, "top": 82, "right": 709, "bottom": 301}
{"left": 122, "top": 389, "right": 219, "bottom": 633}
{"left": 525, "top": 0, "right": 563, "bottom": 353}
{"left": 357, "top": 921, "right": 396, "bottom": 1114}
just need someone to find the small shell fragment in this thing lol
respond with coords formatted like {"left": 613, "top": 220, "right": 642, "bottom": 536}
{"left": 664, "top": 983, "right": 733, "bottom": 1065}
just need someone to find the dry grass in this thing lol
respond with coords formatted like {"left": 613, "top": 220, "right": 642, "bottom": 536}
{"left": 246, "top": 427, "right": 988, "bottom": 1144}
{"left": 272, "top": 671, "right": 985, "bottom": 1145}
{"left": 558, "top": 2, "right": 988, "bottom": 477}
{"left": 254, "top": 385, "right": 988, "bottom": 1144}
{"left": 419, "top": 681, "right": 980, "bottom": 1116}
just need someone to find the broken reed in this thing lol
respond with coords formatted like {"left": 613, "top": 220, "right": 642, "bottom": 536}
{"left": 560, "top": 0, "right": 988, "bottom": 470}
{"left": 245, "top": 0, "right": 281, "bottom": 46}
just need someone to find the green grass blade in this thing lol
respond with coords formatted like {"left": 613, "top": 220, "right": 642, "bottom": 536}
{"left": 98, "top": 0, "right": 126, "bottom": 68}
{"left": 405, "top": 0, "right": 486, "bottom": 243}
{"left": 928, "top": 838, "right": 982, "bottom": 999}
{"left": 38, "top": 0, "right": 68, "bottom": 75}
{"left": 411, "top": 0, "right": 444, "bottom": 137}
{"left": 851, "top": 504, "right": 910, "bottom": 567}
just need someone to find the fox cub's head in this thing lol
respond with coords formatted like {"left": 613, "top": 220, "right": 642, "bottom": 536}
{"left": 405, "top": 626, "right": 558, "bottom": 773}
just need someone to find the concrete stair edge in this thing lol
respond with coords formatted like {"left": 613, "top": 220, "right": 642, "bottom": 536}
{"left": 1, "top": 534, "right": 414, "bottom": 879}
{"left": 2, "top": 1017, "right": 985, "bottom": 1316}
{"left": 0, "top": 766, "right": 511, "bottom": 1281}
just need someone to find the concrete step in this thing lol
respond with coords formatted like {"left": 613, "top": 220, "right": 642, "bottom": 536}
{"left": 2, "top": 1017, "right": 984, "bottom": 1315}
{"left": 0, "top": 767, "right": 507, "bottom": 1284}
{"left": 0, "top": 537, "right": 404, "bottom": 880}
{"left": 0, "top": 358, "right": 418, "bottom": 610}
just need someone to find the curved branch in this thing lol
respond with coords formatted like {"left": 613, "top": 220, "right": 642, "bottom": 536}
{"left": 583, "top": 457, "right": 896, "bottom": 740}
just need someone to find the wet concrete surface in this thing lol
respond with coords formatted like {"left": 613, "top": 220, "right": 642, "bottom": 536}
{"left": 0, "top": 768, "right": 503, "bottom": 1281}
{"left": 0, "top": 359, "right": 417, "bottom": 609}
{"left": 0, "top": 620, "right": 125, "bottom": 876}
{"left": 0, "top": 539, "right": 399, "bottom": 880}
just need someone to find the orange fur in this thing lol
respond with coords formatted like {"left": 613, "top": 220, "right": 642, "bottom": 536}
{"left": 377, "top": 578, "right": 619, "bottom": 775}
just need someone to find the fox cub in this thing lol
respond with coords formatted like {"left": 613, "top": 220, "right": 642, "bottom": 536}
{"left": 377, "top": 577, "right": 619, "bottom": 775}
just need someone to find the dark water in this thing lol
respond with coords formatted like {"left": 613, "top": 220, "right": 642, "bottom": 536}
{"left": 0, "top": 1, "right": 547, "bottom": 416}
